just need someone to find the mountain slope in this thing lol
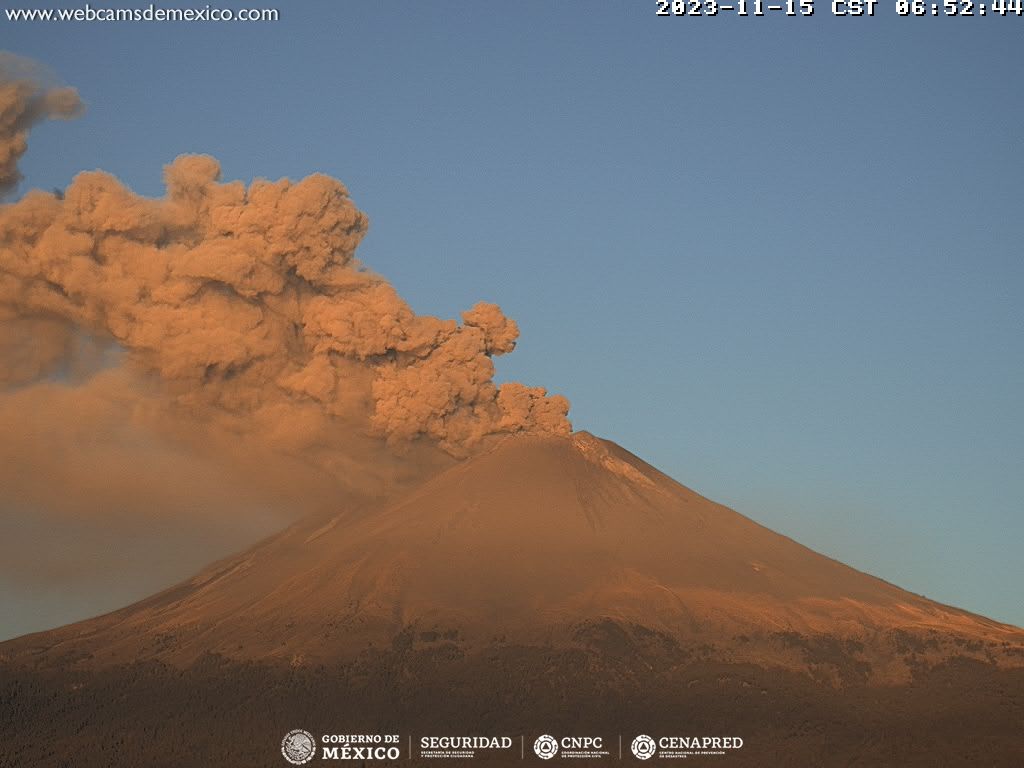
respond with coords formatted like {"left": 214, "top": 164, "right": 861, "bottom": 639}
{"left": 6, "top": 432, "right": 1021, "bottom": 680}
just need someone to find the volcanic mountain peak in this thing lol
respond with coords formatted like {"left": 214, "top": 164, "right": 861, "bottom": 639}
{"left": 4, "top": 432, "right": 1023, "bottom": 683}
{"left": 570, "top": 431, "right": 660, "bottom": 487}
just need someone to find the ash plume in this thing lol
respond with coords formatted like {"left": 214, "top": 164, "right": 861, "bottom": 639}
{"left": 0, "top": 54, "right": 569, "bottom": 593}
{"left": 0, "top": 53, "right": 83, "bottom": 199}
{"left": 0, "top": 153, "right": 570, "bottom": 453}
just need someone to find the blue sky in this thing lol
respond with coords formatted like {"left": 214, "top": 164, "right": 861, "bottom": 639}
{"left": 3, "top": 2, "right": 1022, "bottom": 630}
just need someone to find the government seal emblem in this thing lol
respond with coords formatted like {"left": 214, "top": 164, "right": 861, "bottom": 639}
{"left": 281, "top": 728, "right": 316, "bottom": 765}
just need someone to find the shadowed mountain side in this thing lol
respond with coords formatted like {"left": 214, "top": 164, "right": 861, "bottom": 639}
{"left": 3, "top": 432, "right": 1021, "bottom": 683}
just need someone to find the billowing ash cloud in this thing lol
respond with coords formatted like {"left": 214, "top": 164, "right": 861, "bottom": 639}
{"left": 0, "top": 154, "right": 570, "bottom": 454}
{"left": 0, "top": 53, "right": 83, "bottom": 198}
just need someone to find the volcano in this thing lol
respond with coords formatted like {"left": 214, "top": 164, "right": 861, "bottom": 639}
{"left": 3, "top": 433, "right": 1023, "bottom": 767}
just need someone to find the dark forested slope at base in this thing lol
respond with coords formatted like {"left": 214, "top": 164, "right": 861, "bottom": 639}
{"left": 3, "top": 641, "right": 1022, "bottom": 768}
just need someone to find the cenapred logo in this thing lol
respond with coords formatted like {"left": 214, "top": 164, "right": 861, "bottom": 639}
{"left": 534, "top": 734, "right": 559, "bottom": 759}
{"left": 633, "top": 734, "right": 743, "bottom": 760}
{"left": 631, "top": 734, "right": 657, "bottom": 760}
{"left": 281, "top": 729, "right": 316, "bottom": 765}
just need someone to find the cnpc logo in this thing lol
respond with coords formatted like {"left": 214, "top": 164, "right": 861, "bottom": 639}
{"left": 533, "top": 735, "right": 559, "bottom": 759}
{"left": 533, "top": 735, "right": 604, "bottom": 759}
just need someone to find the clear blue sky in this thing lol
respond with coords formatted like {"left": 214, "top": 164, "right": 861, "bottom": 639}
{"left": 3, "top": 2, "right": 1022, "bottom": 629}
